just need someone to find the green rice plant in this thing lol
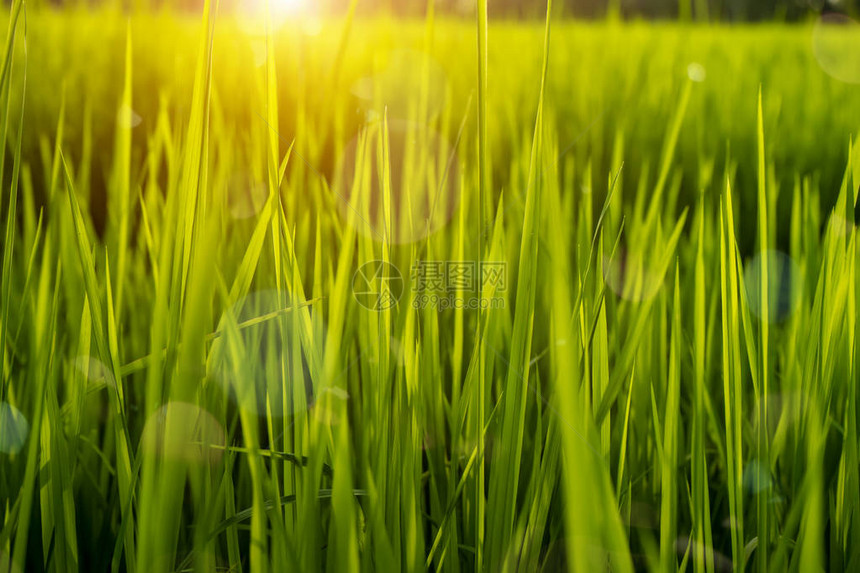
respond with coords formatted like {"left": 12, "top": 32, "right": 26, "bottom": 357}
{"left": 1, "top": 3, "right": 860, "bottom": 573}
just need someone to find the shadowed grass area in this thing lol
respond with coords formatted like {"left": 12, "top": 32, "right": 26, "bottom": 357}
{"left": 2, "top": 4, "right": 860, "bottom": 573}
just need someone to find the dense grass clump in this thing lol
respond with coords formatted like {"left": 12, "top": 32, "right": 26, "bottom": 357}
{"left": 2, "top": 4, "right": 860, "bottom": 573}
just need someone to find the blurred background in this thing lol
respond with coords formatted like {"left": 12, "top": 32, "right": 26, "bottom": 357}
{"left": 28, "top": 0, "right": 858, "bottom": 21}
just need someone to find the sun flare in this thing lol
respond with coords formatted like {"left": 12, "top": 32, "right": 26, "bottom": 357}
{"left": 272, "top": 0, "right": 308, "bottom": 15}
{"left": 237, "top": 0, "right": 316, "bottom": 37}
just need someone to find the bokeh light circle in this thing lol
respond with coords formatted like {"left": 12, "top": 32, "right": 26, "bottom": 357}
{"left": 687, "top": 62, "right": 706, "bottom": 83}
{"left": 141, "top": 402, "right": 226, "bottom": 465}
{"left": 74, "top": 355, "right": 116, "bottom": 389}
{"left": 743, "top": 250, "right": 803, "bottom": 323}
{"left": 336, "top": 119, "right": 461, "bottom": 245}
{"left": 604, "top": 249, "right": 665, "bottom": 303}
{"left": 226, "top": 172, "right": 268, "bottom": 220}
{"left": 210, "top": 289, "right": 323, "bottom": 418}
{"left": 0, "top": 402, "right": 29, "bottom": 455}
{"left": 350, "top": 49, "right": 449, "bottom": 121}
{"left": 117, "top": 104, "right": 142, "bottom": 129}
{"left": 0, "top": 551, "right": 23, "bottom": 573}
{"left": 813, "top": 13, "right": 860, "bottom": 84}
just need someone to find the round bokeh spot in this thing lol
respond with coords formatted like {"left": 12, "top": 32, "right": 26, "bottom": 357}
{"left": 743, "top": 250, "right": 803, "bottom": 323}
{"left": 250, "top": 38, "right": 267, "bottom": 68}
{"left": 604, "top": 249, "right": 665, "bottom": 303}
{"left": 743, "top": 458, "right": 774, "bottom": 495}
{"left": 312, "top": 386, "right": 350, "bottom": 426}
{"left": 827, "top": 211, "right": 856, "bottom": 237}
{"left": 117, "top": 104, "right": 142, "bottom": 129}
{"left": 686, "top": 62, "right": 706, "bottom": 83}
{"left": 813, "top": 13, "right": 860, "bottom": 84}
{"left": 0, "top": 402, "right": 29, "bottom": 455}
{"left": 210, "top": 290, "right": 322, "bottom": 418}
{"left": 141, "top": 402, "right": 226, "bottom": 465}
{"left": 226, "top": 172, "right": 268, "bottom": 220}
{"left": 0, "top": 551, "right": 23, "bottom": 573}
{"left": 337, "top": 119, "right": 461, "bottom": 244}
{"left": 350, "top": 49, "right": 449, "bottom": 121}
{"left": 74, "top": 355, "right": 115, "bottom": 389}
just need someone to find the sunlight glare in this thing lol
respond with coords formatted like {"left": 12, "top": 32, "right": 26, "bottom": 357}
{"left": 238, "top": 0, "right": 314, "bottom": 37}
{"left": 273, "top": 0, "right": 308, "bottom": 15}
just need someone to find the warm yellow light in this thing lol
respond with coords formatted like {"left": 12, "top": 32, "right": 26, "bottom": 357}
{"left": 272, "top": 0, "right": 308, "bottom": 15}
{"left": 238, "top": 0, "right": 316, "bottom": 37}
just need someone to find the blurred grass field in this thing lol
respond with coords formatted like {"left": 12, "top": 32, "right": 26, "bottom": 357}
{"left": 2, "top": 3, "right": 860, "bottom": 572}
